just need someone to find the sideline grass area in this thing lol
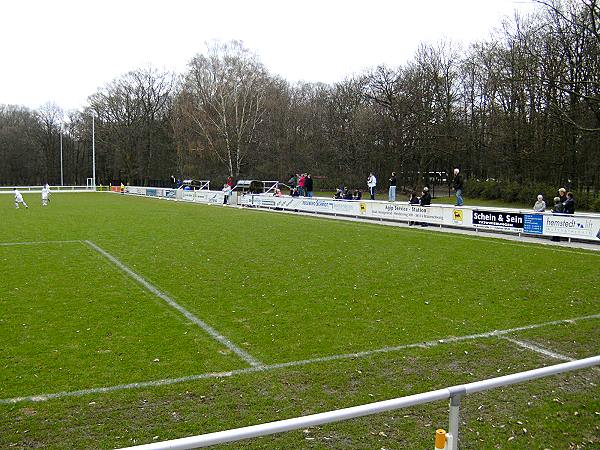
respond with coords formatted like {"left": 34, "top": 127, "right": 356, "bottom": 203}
{"left": 0, "top": 192, "right": 598, "bottom": 449}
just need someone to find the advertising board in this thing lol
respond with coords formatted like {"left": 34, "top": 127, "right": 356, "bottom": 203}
{"left": 472, "top": 210, "right": 524, "bottom": 232}
{"left": 368, "top": 203, "right": 445, "bottom": 224}
{"left": 543, "top": 215, "right": 600, "bottom": 241}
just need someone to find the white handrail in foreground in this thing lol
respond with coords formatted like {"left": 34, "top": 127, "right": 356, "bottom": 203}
{"left": 120, "top": 355, "right": 600, "bottom": 450}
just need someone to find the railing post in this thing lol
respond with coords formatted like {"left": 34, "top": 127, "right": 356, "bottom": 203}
{"left": 447, "top": 386, "right": 466, "bottom": 450}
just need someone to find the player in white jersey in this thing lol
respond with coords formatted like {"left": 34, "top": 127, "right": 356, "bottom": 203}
{"left": 14, "top": 188, "right": 28, "bottom": 209}
{"left": 41, "top": 184, "right": 50, "bottom": 206}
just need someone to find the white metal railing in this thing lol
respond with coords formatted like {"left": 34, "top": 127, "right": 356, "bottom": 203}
{"left": 0, "top": 185, "right": 96, "bottom": 193}
{"left": 119, "top": 355, "right": 600, "bottom": 450}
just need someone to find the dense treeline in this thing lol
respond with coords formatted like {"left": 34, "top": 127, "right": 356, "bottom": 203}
{"left": 1, "top": 0, "right": 598, "bottom": 198}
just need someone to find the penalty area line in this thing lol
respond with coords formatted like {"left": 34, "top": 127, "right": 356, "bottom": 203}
{"left": 2, "top": 313, "right": 599, "bottom": 405}
{"left": 82, "top": 240, "right": 262, "bottom": 368}
{"left": 501, "top": 337, "right": 574, "bottom": 362}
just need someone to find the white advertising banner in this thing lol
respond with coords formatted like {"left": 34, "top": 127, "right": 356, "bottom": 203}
{"left": 194, "top": 190, "right": 225, "bottom": 204}
{"left": 367, "top": 202, "right": 446, "bottom": 224}
{"left": 543, "top": 214, "right": 600, "bottom": 241}
{"left": 180, "top": 189, "right": 225, "bottom": 204}
{"left": 123, "top": 188, "right": 600, "bottom": 242}
{"left": 240, "top": 195, "right": 363, "bottom": 216}
{"left": 182, "top": 190, "right": 195, "bottom": 202}
{"left": 442, "top": 207, "right": 473, "bottom": 228}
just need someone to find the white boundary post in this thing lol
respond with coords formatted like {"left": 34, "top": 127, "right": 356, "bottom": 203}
{"left": 447, "top": 387, "right": 465, "bottom": 450}
{"left": 92, "top": 115, "right": 96, "bottom": 187}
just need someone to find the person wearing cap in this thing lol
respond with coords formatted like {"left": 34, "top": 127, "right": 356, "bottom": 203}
{"left": 452, "top": 168, "right": 463, "bottom": 206}
{"left": 14, "top": 188, "right": 28, "bottom": 209}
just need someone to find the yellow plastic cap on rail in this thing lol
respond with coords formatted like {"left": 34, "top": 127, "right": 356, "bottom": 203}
{"left": 435, "top": 428, "right": 447, "bottom": 449}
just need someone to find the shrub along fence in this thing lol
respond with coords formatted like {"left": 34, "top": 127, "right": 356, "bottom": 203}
{"left": 463, "top": 180, "right": 600, "bottom": 212}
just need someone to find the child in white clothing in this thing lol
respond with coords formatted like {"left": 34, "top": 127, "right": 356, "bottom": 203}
{"left": 14, "top": 189, "right": 28, "bottom": 209}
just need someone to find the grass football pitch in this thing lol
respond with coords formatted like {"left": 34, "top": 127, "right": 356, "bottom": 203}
{"left": 1, "top": 192, "right": 599, "bottom": 449}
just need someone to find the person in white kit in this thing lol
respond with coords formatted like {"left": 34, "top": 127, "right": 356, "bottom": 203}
{"left": 41, "top": 184, "right": 51, "bottom": 206}
{"left": 14, "top": 188, "right": 28, "bottom": 209}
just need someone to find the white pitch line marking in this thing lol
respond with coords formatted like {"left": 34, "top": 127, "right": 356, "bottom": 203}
{"left": 83, "top": 240, "right": 262, "bottom": 368}
{"left": 2, "top": 313, "right": 598, "bottom": 405}
{"left": 502, "top": 337, "right": 575, "bottom": 361}
{"left": 0, "top": 240, "right": 81, "bottom": 246}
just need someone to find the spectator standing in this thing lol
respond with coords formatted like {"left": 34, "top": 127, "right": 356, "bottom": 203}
{"left": 367, "top": 172, "right": 377, "bottom": 200}
{"left": 452, "top": 168, "right": 463, "bottom": 206}
{"left": 551, "top": 197, "right": 564, "bottom": 213}
{"left": 288, "top": 174, "right": 297, "bottom": 190}
{"left": 298, "top": 173, "right": 305, "bottom": 196}
{"left": 533, "top": 194, "right": 546, "bottom": 212}
{"left": 551, "top": 197, "right": 564, "bottom": 241}
{"left": 226, "top": 176, "right": 234, "bottom": 188}
{"left": 388, "top": 172, "right": 397, "bottom": 202}
{"left": 304, "top": 174, "right": 314, "bottom": 197}
{"left": 222, "top": 183, "right": 232, "bottom": 204}
{"left": 558, "top": 188, "right": 567, "bottom": 205}
{"left": 562, "top": 192, "right": 575, "bottom": 214}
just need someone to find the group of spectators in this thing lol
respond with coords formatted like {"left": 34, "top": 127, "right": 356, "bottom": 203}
{"left": 533, "top": 188, "right": 576, "bottom": 214}
{"left": 287, "top": 173, "right": 314, "bottom": 197}
{"left": 334, "top": 186, "right": 363, "bottom": 200}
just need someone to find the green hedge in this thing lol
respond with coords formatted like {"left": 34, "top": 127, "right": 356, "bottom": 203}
{"left": 463, "top": 180, "right": 600, "bottom": 212}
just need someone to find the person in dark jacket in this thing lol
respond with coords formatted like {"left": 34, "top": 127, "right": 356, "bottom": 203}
{"left": 408, "top": 192, "right": 419, "bottom": 225}
{"left": 551, "top": 197, "right": 564, "bottom": 213}
{"left": 420, "top": 187, "right": 431, "bottom": 206}
{"left": 558, "top": 187, "right": 567, "bottom": 205}
{"left": 409, "top": 192, "right": 420, "bottom": 205}
{"left": 551, "top": 196, "right": 564, "bottom": 241}
{"left": 562, "top": 192, "right": 575, "bottom": 214}
{"left": 418, "top": 187, "right": 432, "bottom": 227}
{"left": 388, "top": 172, "right": 397, "bottom": 202}
{"left": 452, "top": 168, "right": 463, "bottom": 206}
{"left": 353, "top": 189, "right": 362, "bottom": 200}
{"left": 304, "top": 174, "right": 314, "bottom": 197}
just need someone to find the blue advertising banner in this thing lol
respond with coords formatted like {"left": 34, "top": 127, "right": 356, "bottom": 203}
{"left": 523, "top": 214, "right": 544, "bottom": 234}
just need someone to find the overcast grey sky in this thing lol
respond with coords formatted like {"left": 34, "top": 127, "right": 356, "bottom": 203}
{"left": 0, "top": 0, "right": 536, "bottom": 111}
